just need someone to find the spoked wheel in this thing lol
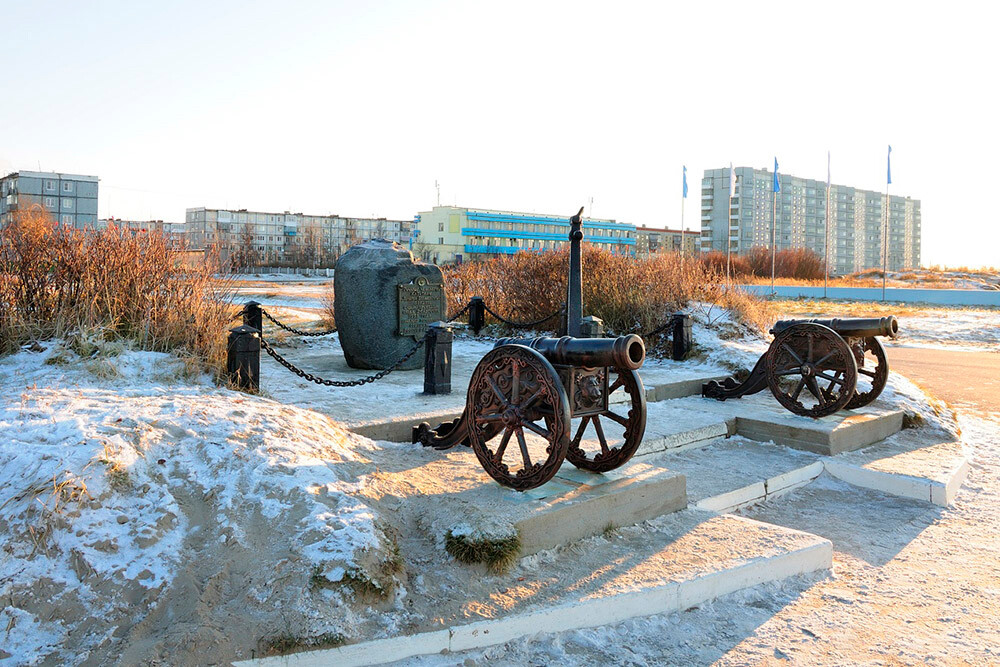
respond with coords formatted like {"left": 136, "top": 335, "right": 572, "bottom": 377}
{"left": 766, "top": 323, "right": 858, "bottom": 418}
{"left": 466, "top": 345, "right": 571, "bottom": 491}
{"left": 566, "top": 367, "right": 647, "bottom": 472}
{"left": 845, "top": 336, "right": 889, "bottom": 410}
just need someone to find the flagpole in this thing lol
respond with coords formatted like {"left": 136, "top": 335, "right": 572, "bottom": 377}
{"left": 824, "top": 151, "right": 830, "bottom": 299}
{"left": 771, "top": 188, "right": 776, "bottom": 292}
{"left": 882, "top": 145, "right": 891, "bottom": 302}
{"left": 680, "top": 187, "right": 685, "bottom": 270}
{"left": 726, "top": 164, "right": 733, "bottom": 282}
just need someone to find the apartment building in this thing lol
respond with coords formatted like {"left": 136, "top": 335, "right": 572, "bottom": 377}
{"left": 634, "top": 225, "right": 699, "bottom": 257}
{"left": 184, "top": 207, "right": 412, "bottom": 263}
{"left": 0, "top": 170, "right": 99, "bottom": 228}
{"left": 412, "top": 205, "right": 637, "bottom": 264}
{"left": 700, "top": 166, "right": 921, "bottom": 274}
{"left": 97, "top": 218, "right": 186, "bottom": 247}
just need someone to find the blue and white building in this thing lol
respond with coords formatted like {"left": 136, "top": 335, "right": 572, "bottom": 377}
{"left": 0, "top": 170, "right": 99, "bottom": 228}
{"left": 412, "top": 205, "right": 637, "bottom": 264}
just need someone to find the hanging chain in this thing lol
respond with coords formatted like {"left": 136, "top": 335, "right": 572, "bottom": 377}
{"left": 259, "top": 335, "right": 425, "bottom": 387}
{"left": 259, "top": 307, "right": 338, "bottom": 337}
{"left": 446, "top": 302, "right": 470, "bottom": 322}
{"left": 482, "top": 303, "right": 564, "bottom": 329}
{"left": 640, "top": 313, "right": 681, "bottom": 338}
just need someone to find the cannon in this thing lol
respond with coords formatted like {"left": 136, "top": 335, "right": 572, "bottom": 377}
{"left": 413, "top": 334, "right": 648, "bottom": 490}
{"left": 702, "top": 316, "right": 898, "bottom": 418}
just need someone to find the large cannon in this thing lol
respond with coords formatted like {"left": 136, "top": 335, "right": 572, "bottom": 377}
{"left": 702, "top": 316, "right": 898, "bottom": 418}
{"left": 413, "top": 335, "right": 648, "bottom": 490}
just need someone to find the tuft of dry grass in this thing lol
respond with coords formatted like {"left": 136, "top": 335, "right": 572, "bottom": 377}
{"left": 445, "top": 529, "right": 522, "bottom": 573}
{"left": 0, "top": 209, "right": 235, "bottom": 376}
{"left": 444, "top": 246, "right": 776, "bottom": 336}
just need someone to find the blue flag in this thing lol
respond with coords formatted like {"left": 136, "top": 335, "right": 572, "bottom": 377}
{"left": 773, "top": 157, "right": 780, "bottom": 193}
{"left": 683, "top": 166, "right": 688, "bottom": 198}
{"left": 887, "top": 145, "right": 892, "bottom": 185}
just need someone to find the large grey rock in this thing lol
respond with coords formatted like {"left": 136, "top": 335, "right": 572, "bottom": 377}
{"left": 335, "top": 240, "right": 446, "bottom": 370}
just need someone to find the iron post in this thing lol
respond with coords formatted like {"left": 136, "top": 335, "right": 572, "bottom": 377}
{"left": 566, "top": 206, "right": 584, "bottom": 337}
{"left": 243, "top": 301, "right": 262, "bottom": 334}
{"left": 671, "top": 312, "right": 692, "bottom": 361}
{"left": 579, "top": 315, "right": 605, "bottom": 339}
{"left": 468, "top": 296, "right": 485, "bottom": 335}
{"left": 227, "top": 325, "right": 260, "bottom": 391}
{"left": 423, "top": 321, "right": 453, "bottom": 394}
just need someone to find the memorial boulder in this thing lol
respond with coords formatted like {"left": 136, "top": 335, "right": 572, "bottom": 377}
{"left": 335, "top": 240, "right": 446, "bottom": 370}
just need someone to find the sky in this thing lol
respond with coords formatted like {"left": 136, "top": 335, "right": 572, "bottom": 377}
{"left": 1, "top": 0, "right": 997, "bottom": 268}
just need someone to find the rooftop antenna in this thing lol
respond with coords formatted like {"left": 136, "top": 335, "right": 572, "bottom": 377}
{"left": 435, "top": 180, "right": 441, "bottom": 206}
{"left": 589, "top": 196, "right": 594, "bottom": 218}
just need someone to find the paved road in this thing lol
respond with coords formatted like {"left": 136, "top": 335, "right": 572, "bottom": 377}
{"left": 886, "top": 345, "right": 1000, "bottom": 413}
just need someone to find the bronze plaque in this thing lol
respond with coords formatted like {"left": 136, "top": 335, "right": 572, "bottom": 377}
{"left": 398, "top": 276, "right": 445, "bottom": 338}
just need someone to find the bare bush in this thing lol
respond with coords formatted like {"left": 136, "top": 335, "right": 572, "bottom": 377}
{"left": 0, "top": 209, "right": 234, "bottom": 375}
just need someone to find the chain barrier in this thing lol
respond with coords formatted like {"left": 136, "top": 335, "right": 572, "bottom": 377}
{"left": 639, "top": 313, "right": 681, "bottom": 338}
{"left": 446, "top": 302, "right": 470, "bottom": 323}
{"left": 259, "top": 307, "right": 338, "bottom": 337}
{"left": 482, "top": 304, "right": 565, "bottom": 329}
{"left": 259, "top": 334, "right": 425, "bottom": 387}
{"left": 230, "top": 306, "right": 247, "bottom": 322}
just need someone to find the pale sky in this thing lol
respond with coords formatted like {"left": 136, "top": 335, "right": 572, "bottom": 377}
{"left": 1, "top": 0, "right": 997, "bottom": 267}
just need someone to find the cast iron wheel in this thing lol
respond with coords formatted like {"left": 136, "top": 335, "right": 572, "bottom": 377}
{"left": 766, "top": 323, "right": 858, "bottom": 418}
{"left": 566, "top": 366, "right": 647, "bottom": 472}
{"left": 845, "top": 336, "right": 889, "bottom": 410}
{"left": 466, "top": 345, "right": 571, "bottom": 490}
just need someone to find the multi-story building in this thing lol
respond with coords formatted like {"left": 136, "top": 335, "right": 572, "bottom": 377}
{"left": 97, "top": 218, "right": 186, "bottom": 247}
{"left": 0, "top": 170, "right": 99, "bottom": 228}
{"left": 412, "top": 205, "right": 637, "bottom": 264}
{"left": 700, "top": 167, "right": 921, "bottom": 274}
{"left": 184, "top": 207, "right": 411, "bottom": 264}
{"left": 634, "top": 225, "right": 699, "bottom": 257}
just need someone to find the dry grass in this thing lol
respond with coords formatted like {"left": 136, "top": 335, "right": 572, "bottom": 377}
{"left": 444, "top": 246, "right": 775, "bottom": 336}
{"left": 445, "top": 530, "right": 522, "bottom": 573}
{"left": 0, "top": 209, "right": 234, "bottom": 376}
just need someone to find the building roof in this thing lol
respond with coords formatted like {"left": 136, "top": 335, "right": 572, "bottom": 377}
{"left": 2, "top": 170, "right": 99, "bottom": 182}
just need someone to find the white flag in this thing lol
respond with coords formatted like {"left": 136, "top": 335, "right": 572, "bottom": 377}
{"left": 729, "top": 163, "right": 736, "bottom": 197}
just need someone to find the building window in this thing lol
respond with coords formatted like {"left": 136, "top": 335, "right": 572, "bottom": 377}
{"left": 45, "top": 180, "right": 56, "bottom": 191}
{"left": 63, "top": 182, "right": 73, "bottom": 192}
{"left": 61, "top": 215, "right": 72, "bottom": 225}
{"left": 62, "top": 199, "right": 72, "bottom": 210}
{"left": 44, "top": 197, "right": 54, "bottom": 207}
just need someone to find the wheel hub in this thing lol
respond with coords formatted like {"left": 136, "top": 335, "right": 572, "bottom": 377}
{"left": 800, "top": 364, "right": 814, "bottom": 377}
{"left": 501, "top": 406, "right": 522, "bottom": 426}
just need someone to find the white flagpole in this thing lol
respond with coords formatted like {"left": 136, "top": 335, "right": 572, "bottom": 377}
{"left": 726, "top": 163, "right": 733, "bottom": 282}
{"left": 882, "top": 145, "right": 891, "bottom": 301}
{"left": 681, "top": 174, "right": 686, "bottom": 270}
{"left": 824, "top": 151, "right": 830, "bottom": 299}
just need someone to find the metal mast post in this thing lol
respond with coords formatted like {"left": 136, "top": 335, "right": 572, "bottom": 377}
{"left": 566, "top": 207, "right": 585, "bottom": 337}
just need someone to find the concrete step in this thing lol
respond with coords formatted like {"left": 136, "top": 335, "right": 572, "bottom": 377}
{"left": 646, "top": 437, "right": 825, "bottom": 513}
{"left": 235, "top": 512, "right": 832, "bottom": 667}
{"left": 668, "top": 394, "right": 904, "bottom": 456}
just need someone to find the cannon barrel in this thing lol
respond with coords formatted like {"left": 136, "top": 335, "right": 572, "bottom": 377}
{"left": 771, "top": 316, "right": 898, "bottom": 339}
{"left": 495, "top": 334, "right": 646, "bottom": 371}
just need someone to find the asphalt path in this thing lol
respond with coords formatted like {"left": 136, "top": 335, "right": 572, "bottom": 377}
{"left": 886, "top": 345, "right": 1000, "bottom": 413}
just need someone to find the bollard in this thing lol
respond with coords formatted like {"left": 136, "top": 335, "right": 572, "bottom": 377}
{"left": 423, "top": 321, "right": 453, "bottom": 394}
{"left": 243, "top": 301, "right": 262, "bottom": 334}
{"left": 469, "top": 296, "right": 486, "bottom": 335}
{"left": 579, "top": 315, "right": 605, "bottom": 339}
{"left": 227, "top": 325, "right": 260, "bottom": 391}
{"left": 671, "top": 312, "right": 692, "bottom": 361}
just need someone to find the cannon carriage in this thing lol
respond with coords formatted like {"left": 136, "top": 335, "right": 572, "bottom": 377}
{"left": 702, "top": 316, "right": 898, "bottom": 418}
{"left": 414, "top": 334, "right": 648, "bottom": 491}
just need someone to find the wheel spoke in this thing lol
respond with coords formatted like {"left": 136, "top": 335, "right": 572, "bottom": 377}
{"left": 592, "top": 416, "right": 611, "bottom": 454}
{"left": 522, "top": 419, "right": 551, "bottom": 439}
{"left": 475, "top": 413, "right": 504, "bottom": 423}
{"left": 520, "top": 386, "right": 544, "bottom": 410}
{"left": 806, "top": 376, "right": 826, "bottom": 405}
{"left": 817, "top": 371, "right": 846, "bottom": 386}
{"left": 603, "top": 411, "right": 629, "bottom": 427}
{"left": 791, "top": 377, "right": 806, "bottom": 401}
{"left": 813, "top": 351, "right": 835, "bottom": 367}
{"left": 807, "top": 334, "right": 814, "bottom": 363}
{"left": 571, "top": 416, "right": 590, "bottom": 447}
{"left": 487, "top": 376, "right": 509, "bottom": 407}
{"left": 494, "top": 428, "right": 513, "bottom": 461}
{"left": 859, "top": 368, "right": 877, "bottom": 378}
{"left": 608, "top": 375, "right": 625, "bottom": 394}
{"left": 515, "top": 427, "right": 532, "bottom": 468}
{"left": 777, "top": 368, "right": 802, "bottom": 376}
{"left": 782, "top": 343, "right": 803, "bottom": 364}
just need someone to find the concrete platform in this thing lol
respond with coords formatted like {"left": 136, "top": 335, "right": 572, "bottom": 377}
{"left": 236, "top": 512, "right": 832, "bottom": 667}
{"left": 646, "top": 438, "right": 825, "bottom": 513}
{"left": 669, "top": 394, "right": 904, "bottom": 456}
{"left": 825, "top": 431, "right": 970, "bottom": 506}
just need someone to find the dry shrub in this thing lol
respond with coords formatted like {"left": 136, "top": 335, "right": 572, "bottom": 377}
{"left": 745, "top": 246, "right": 826, "bottom": 280}
{"left": 444, "top": 246, "right": 774, "bottom": 335}
{"left": 700, "top": 251, "right": 753, "bottom": 277}
{"left": 0, "top": 209, "right": 234, "bottom": 375}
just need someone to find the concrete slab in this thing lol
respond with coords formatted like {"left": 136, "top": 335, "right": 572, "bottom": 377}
{"left": 645, "top": 438, "right": 825, "bottom": 513}
{"left": 669, "top": 394, "right": 904, "bottom": 456}
{"left": 825, "top": 432, "right": 970, "bottom": 506}
{"left": 235, "top": 512, "right": 832, "bottom": 667}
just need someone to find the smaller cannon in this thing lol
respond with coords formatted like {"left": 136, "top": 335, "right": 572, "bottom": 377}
{"left": 703, "top": 316, "right": 898, "bottom": 418}
{"left": 414, "top": 335, "right": 648, "bottom": 490}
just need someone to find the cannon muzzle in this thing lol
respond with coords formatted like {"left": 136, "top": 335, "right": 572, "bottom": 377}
{"left": 771, "top": 316, "right": 898, "bottom": 339}
{"left": 496, "top": 334, "right": 646, "bottom": 370}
